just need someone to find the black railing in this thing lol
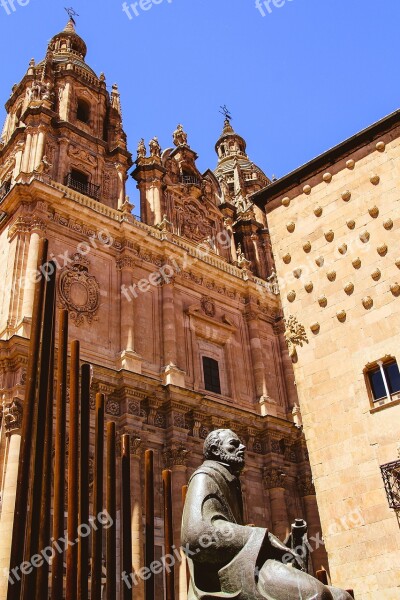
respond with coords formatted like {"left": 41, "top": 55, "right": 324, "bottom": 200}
{"left": 381, "top": 460, "right": 400, "bottom": 509}
{"left": 64, "top": 173, "right": 100, "bottom": 200}
{"left": 181, "top": 175, "right": 201, "bottom": 186}
{"left": 0, "top": 180, "right": 11, "bottom": 203}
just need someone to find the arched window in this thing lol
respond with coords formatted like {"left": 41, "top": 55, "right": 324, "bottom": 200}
{"left": 77, "top": 99, "right": 90, "bottom": 124}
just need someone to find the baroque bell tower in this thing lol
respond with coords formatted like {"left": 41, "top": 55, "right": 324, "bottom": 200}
{"left": 0, "top": 17, "right": 131, "bottom": 209}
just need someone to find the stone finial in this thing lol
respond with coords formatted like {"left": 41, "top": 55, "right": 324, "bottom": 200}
{"left": 173, "top": 124, "right": 189, "bottom": 147}
{"left": 111, "top": 83, "right": 122, "bottom": 115}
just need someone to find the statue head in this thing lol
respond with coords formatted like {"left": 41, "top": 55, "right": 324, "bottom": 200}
{"left": 203, "top": 429, "right": 246, "bottom": 474}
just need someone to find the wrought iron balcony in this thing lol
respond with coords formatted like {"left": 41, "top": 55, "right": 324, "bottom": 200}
{"left": 0, "top": 180, "right": 11, "bottom": 204}
{"left": 64, "top": 173, "right": 100, "bottom": 200}
{"left": 380, "top": 459, "right": 400, "bottom": 509}
{"left": 181, "top": 175, "right": 201, "bottom": 187}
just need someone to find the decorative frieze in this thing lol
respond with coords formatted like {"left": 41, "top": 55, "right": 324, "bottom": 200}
{"left": 162, "top": 444, "right": 190, "bottom": 468}
{"left": 4, "top": 399, "right": 23, "bottom": 434}
{"left": 298, "top": 474, "right": 316, "bottom": 496}
{"left": 264, "top": 468, "right": 287, "bottom": 489}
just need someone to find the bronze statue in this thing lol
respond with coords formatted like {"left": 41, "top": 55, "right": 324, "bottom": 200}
{"left": 181, "top": 429, "right": 352, "bottom": 600}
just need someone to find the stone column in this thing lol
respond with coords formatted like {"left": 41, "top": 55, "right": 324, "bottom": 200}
{"left": 246, "top": 312, "right": 277, "bottom": 417}
{"left": 115, "top": 162, "right": 126, "bottom": 209}
{"left": 21, "top": 229, "right": 41, "bottom": 321}
{"left": 163, "top": 445, "right": 190, "bottom": 600}
{"left": 162, "top": 283, "right": 185, "bottom": 386}
{"left": 21, "top": 130, "right": 33, "bottom": 172}
{"left": 264, "top": 468, "right": 290, "bottom": 541}
{"left": 299, "top": 475, "right": 328, "bottom": 574}
{"left": 34, "top": 127, "right": 46, "bottom": 169}
{"left": 117, "top": 258, "right": 142, "bottom": 373}
{"left": 0, "top": 400, "right": 23, "bottom": 598}
{"left": 130, "top": 438, "right": 144, "bottom": 600}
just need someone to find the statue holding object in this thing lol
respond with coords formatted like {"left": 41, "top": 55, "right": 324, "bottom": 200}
{"left": 181, "top": 429, "right": 353, "bottom": 600}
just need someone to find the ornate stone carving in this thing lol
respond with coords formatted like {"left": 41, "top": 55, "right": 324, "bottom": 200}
{"left": 264, "top": 468, "right": 287, "bottom": 489}
{"left": 287, "top": 291, "right": 296, "bottom": 303}
{"left": 304, "top": 281, "right": 313, "bottom": 293}
{"left": 362, "top": 296, "right": 373, "bottom": 309}
{"left": 69, "top": 145, "right": 97, "bottom": 166}
{"left": 344, "top": 282, "right": 354, "bottom": 295}
{"left": 310, "top": 322, "right": 320, "bottom": 334}
{"left": 318, "top": 295, "right": 327, "bottom": 308}
{"left": 390, "top": 283, "right": 400, "bottom": 297}
{"left": 327, "top": 270, "right": 336, "bottom": 282}
{"left": 341, "top": 190, "right": 351, "bottom": 201}
{"left": 303, "top": 241, "right": 311, "bottom": 253}
{"left": 286, "top": 221, "right": 295, "bottom": 233}
{"left": 4, "top": 399, "right": 23, "bottom": 433}
{"left": 281, "top": 196, "right": 290, "bottom": 207}
{"left": 106, "top": 399, "right": 120, "bottom": 416}
{"left": 163, "top": 444, "right": 190, "bottom": 468}
{"left": 149, "top": 136, "right": 161, "bottom": 157}
{"left": 130, "top": 437, "right": 143, "bottom": 457}
{"left": 282, "top": 253, "right": 291, "bottom": 264}
{"left": 284, "top": 315, "right": 309, "bottom": 359}
{"left": 384, "top": 219, "right": 393, "bottom": 230}
{"left": 298, "top": 474, "right": 316, "bottom": 496}
{"left": 377, "top": 243, "right": 388, "bottom": 257}
{"left": 303, "top": 184, "right": 311, "bottom": 195}
{"left": 336, "top": 310, "right": 346, "bottom": 322}
{"left": 371, "top": 268, "right": 381, "bottom": 281}
{"left": 368, "top": 206, "right": 379, "bottom": 218}
{"left": 314, "top": 205, "right": 323, "bottom": 217}
{"left": 324, "top": 230, "right": 334, "bottom": 242}
{"left": 352, "top": 258, "right": 361, "bottom": 269}
{"left": 200, "top": 295, "right": 216, "bottom": 317}
{"left": 58, "top": 253, "right": 100, "bottom": 326}
{"left": 137, "top": 138, "right": 146, "bottom": 158}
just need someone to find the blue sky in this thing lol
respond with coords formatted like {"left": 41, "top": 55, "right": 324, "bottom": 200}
{"left": 1, "top": 0, "right": 399, "bottom": 203}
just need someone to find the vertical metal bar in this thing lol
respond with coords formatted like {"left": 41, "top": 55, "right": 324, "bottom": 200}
{"left": 163, "top": 469, "right": 174, "bottom": 600}
{"left": 7, "top": 238, "right": 48, "bottom": 600}
{"left": 91, "top": 393, "right": 105, "bottom": 600}
{"left": 145, "top": 449, "right": 154, "bottom": 600}
{"left": 78, "top": 364, "right": 91, "bottom": 600}
{"left": 35, "top": 282, "right": 56, "bottom": 599}
{"left": 22, "top": 260, "right": 56, "bottom": 598}
{"left": 66, "top": 341, "right": 80, "bottom": 599}
{"left": 316, "top": 569, "right": 329, "bottom": 585}
{"left": 51, "top": 309, "right": 69, "bottom": 600}
{"left": 106, "top": 422, "right": 117, "bottom": 600}
{"left": 121, "top": 434, "right": 132, "bottom": 600}
{"left": 182, "top": 485, "right": 189, "bottom": 592}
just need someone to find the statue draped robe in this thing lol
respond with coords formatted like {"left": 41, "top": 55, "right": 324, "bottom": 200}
{"left": 181, "top": 460, "right": 351, "bottom": 600}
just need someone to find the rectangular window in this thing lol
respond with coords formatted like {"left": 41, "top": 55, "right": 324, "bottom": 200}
{"left": 368, "top": 360, "right": 400, "bottom": 402}
{"left": 202, "top": 357, "right": 221, "bottom": 395}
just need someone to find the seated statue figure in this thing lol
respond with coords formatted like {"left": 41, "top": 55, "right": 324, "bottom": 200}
{"left": 181, "top": 429, "right": 353, "bottom": 600}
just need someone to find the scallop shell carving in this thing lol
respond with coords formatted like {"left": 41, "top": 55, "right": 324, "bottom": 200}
{"left": 314, "top": 205, "right": 323, "bottom": 217}
{"left": 362, "top": 296, "right": 373, "bottom": 309}
{"left": 282, "top": 196, "right": 290, "bottom": 207}
{"left": 344, "top": 282, "right": 354, "bottom": 295}
{"left": 293, "top": 268, "right": 302, "bottom": 279}
{"left": 359, "top": 231, "right": 370, "bottom": 243}
{"left": 395, "top": 258, "right": 400, "bottom": 269}
{"left": 371, "top": 268, "right": 381, "bottom": 281}
{"left": 323, "top": 172, "right": 332, "bottom": 183}
{"left": 377, "top": 243, "right": 388, "bottom": 257}
{"left": 303, "top": 185, "right": 312, "bottom": 195}
{"left": 338, "top": 244, "right": 347, "bottom": 255}
{"left": 287, "top": 222, "right": 296, "bottom": 233}
{"left": 304, "top": 282, "right": 314, "bottom": 293}
{"left": 384, "top": 219, "right": 393, "bottom": 230}
{"left": 315, "top": 256, "right": 324, "bottom": 267}
{"left": 342, "top": 191, "right": 351, "bottom": 201}
{"left": 336, "top": 310, "right": 347, "bottom": 322}
{"left": 310, "top": 322, "right": 320, "bottom": 333}
{"left": 376, "top": 141, "right": 386, "bottom": 152}
{"left": 325, "top": 230, "right": 334, "bottom": 242}
{"left": 352, "top": 258, "right": 361, "bottom": 269}
{"left": 303, "top": 241, "right": 312, "bottom": 253}
{"left": 287, "top": 291, "right": 296, "bottom": 302}
{"left": 390, "top": 283, "right": 400, "bottom": 297}
{"left": 318, "top": 295, "right": 327, "bottom": 307}
{"left": 347, "top": 220, "right": 356, "bottom": 230}
{"left": 327, "top": 270, "right": 336, "bottom": 282}
{"left": 368, "top": 206, "right": 379, "bottom": 218}
{"left": 282, "top": 253, "right": 292, "bottom": 264}
{"left": 346, "top": 159, "right": 355, "bottom": 169}
{"left": 370, "top": 174, "right": 380, "bottom": 185}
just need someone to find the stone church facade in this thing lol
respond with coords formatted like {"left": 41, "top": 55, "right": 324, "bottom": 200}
{"left": 0, "top": 20, "right": 327, "bottom": 599}
{"left": 254, "top": 112, "right": 400, "bottom": 599}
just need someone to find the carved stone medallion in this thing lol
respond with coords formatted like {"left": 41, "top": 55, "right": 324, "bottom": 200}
{"left": 58, "top": 253, "right": 100, "bottom": 326}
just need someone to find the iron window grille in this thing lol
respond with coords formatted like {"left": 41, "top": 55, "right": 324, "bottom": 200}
{"left": 202, "top": 357, "right": 221, "bottom": 395}
{"left": 64, "top": 173, "right": 100, "bottom": 200}
{"left": 380, "top": 460, "right": 400, "bottom": 509}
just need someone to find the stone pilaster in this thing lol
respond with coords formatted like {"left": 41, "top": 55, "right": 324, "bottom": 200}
{"left": 264, "top": 467, "right": 290, "bottom": 541}
{"left": 298, "top": 474, "right": 328, "bottom": 574}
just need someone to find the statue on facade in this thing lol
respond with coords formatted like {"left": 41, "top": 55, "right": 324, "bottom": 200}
{"left": 137, "top": 138, "right": 146, "bottom": 159}
{"left": 173, "top": 123, "right": 188, "bottom": 147}
{"left": 181, "top": 429, "right": 353, "bottom": 599}
{"left": 149, "top": 136, "right": 161, "bottom": 158}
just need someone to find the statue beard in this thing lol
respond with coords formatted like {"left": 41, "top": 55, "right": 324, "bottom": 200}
{"left": 218, "top": 451, "right": 245, "bottom": 474}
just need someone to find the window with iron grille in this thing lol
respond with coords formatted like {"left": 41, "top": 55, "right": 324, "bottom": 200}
{"left": 202, "top": 357, "right": 221, "bottom": 395}
{"left": 380, "top": 460, "right": 400, "bottom": 509}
